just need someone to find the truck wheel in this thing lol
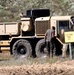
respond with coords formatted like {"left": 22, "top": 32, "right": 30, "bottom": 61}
{"left": 35, "top": 39, "right": 48, "bottom": 58}
{"left": 12, "top": 39, "right": 32, "bottom": 58}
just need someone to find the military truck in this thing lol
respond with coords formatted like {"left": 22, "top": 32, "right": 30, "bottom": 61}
{"left": 0, "top": 9, "right": 73, "bottom": 58}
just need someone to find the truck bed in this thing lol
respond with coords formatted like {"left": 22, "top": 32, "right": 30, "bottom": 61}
{"left": 0, "top": 22, "right": 19, "bottom": 35}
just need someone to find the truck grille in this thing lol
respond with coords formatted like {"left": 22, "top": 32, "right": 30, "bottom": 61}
{"left": 35, "top": 21, "right": 49, "bottom": 35}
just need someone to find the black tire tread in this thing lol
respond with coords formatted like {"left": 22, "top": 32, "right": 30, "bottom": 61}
{"left": 12, "top": 39, "right": 32, "bottom": 58}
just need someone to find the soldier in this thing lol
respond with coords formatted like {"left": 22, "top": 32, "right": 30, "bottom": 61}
{"left": 44, "top": 26, "right": 55, "bottom": 57}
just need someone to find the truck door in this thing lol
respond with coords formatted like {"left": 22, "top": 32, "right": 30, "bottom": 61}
{"left": 55, "top": 20, "right": 70, "bottom": 55}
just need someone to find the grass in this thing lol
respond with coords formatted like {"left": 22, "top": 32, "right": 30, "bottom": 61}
{"left": 0, "top": 52, "right": 70, "bottom": 66}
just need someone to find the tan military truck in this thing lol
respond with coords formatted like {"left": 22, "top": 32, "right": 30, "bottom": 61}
{"left": 0, "top": 9, "right": 73, "bottom": 58}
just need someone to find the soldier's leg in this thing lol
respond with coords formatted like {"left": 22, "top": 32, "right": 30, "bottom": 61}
{"left": 51, "top": 37, "right": 56, "bottom": 57}
{"left": 48, "top": 42, "right": 50, "bottom": 54}
{"left": 50, "top": 42, "right": 53, "bottom": 58}
{"left": 46, "top": 41, "right": 50, "bottom": 55}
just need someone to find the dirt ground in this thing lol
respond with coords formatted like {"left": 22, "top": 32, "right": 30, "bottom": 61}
{"left": 0, "top": 60, "right": 74, "bottom": 75}
{"left": 0, "top": 52, "right": 74, "bottom": 75}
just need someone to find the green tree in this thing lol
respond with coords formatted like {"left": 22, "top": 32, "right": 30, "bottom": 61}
{"left": 50, "top": 0, "right": 74, "bottom": 15}
{"left": 0, "top": 0, "right": 74, "bottom": 21}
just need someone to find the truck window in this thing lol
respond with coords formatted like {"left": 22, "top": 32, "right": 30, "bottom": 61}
{"left": 57, "top": 20, "right": 69, "bottom": 34}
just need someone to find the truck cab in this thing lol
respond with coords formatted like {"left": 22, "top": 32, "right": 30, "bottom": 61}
{"left": 50, "top": 16, "right": 74, "bottom": 55}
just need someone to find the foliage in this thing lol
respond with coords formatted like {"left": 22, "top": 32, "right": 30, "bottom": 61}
{"left": 0, "top": 0, "right": 74, "bottom": 22}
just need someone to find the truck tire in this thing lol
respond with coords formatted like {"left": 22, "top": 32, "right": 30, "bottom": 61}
{"left": 35, "top": 39, "right": 48, "bottom": 58}
{"left": 12, "top": 39, "right": 32, "bottom": 58}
